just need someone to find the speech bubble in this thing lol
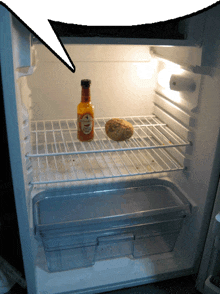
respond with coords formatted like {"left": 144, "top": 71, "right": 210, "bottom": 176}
{"left": 0, "top": 0, "right": 218, "bottom": 74}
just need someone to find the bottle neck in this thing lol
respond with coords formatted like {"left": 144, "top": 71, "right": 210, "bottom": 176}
{"left": 81, "top": 87, "right": 91, "bottom": 102}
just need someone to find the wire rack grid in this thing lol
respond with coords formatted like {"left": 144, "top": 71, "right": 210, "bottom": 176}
{"left": 27, "top": 115, "right": 190, "bottom": 185}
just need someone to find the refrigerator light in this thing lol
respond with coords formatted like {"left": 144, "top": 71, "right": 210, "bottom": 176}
{"left": 170, "top": 74, "right": 196, "bottom": 92}
{"left": 158, "top": 69, "right": 172, "bottom": 88}
{"left": 158, "top": 67, "right": 184, "bottom": 89}
{"left": 158, "top": 68, "right": 183, "bottom": 103}
{"left": 158, "top": 68, "right": 196, "bottom": 92}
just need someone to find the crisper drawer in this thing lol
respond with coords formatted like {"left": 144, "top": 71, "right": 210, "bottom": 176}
{"left": 42, "top": 218, "right": 183, "bottom": 272}
{"left": 33, "top": 179, "right": 191, "bottom": 272}
{"left": 45, "top": 241, "right": 97, "bottom": 272}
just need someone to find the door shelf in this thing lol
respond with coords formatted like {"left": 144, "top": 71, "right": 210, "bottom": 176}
{"left": 28, "top": 116, "right": 190, "bottom": 185}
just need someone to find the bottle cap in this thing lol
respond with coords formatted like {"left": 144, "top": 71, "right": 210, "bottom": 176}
{"left": 81, "top": 79, "right": 91, "bottom": 88}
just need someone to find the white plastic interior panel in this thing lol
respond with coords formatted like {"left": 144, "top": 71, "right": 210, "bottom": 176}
{"left": 150, "top": 46, "right": 202, "bottom": 67}
{"left": 26, "top": 44, "right": 157, "bottom": 121}
{"left": 153, "top": 106, "right": 193, "bottom": 142}
{"left": 35, "top": 44, "right": 152, "bottom": 63}
{"left": 154, "top": 94, "right": 196, "bottom": 128}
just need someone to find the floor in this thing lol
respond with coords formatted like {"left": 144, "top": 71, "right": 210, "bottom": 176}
{"left": 104, "top": 275, "right": 201, "bottom": 294}
{"left": 8, "top": 275, "right": 201, "bottom": 294}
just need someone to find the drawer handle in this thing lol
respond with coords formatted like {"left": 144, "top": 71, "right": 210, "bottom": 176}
{"left": 98, "top": 234, "right": 134, "bottom": 245}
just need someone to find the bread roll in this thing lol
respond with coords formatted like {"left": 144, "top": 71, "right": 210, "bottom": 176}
{"left": 105, "top": 118, "right": 134, "bottom": 141}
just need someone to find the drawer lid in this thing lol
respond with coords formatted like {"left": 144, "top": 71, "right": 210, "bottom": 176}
{"left": 33, "top": 180, "right": 191, "bottom": 234}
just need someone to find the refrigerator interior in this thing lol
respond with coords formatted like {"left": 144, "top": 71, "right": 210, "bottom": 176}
{"left": 2, "top": 4, "right": 220, "bottom": 293}
{"left": 22, "top": 43, "right": 203, "bottom": 188}
{"left": 21, "top": 43, "right": 205, "bottom": 293}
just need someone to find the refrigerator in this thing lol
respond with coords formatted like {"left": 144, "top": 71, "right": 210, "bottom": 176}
{"left": 1, "top": 2, "right": 220, "bottom": 293}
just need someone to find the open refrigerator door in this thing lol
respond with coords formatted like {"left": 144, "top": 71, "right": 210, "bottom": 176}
{"left": 1, "top": 2, "right": 220, "bottom": 294}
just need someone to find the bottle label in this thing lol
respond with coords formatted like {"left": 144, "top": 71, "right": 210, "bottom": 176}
{"left": 78, "top": 113, "right": 93, "bottom": 135}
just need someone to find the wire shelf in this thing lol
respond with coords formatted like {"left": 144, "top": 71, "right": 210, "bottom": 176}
{"left": 29, "top": 116, "right": 190, "bottom": 185}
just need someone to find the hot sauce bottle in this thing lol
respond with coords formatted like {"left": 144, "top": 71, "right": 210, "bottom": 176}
{"left": 77, "top": 79, "right": 94, "bottom": 142}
